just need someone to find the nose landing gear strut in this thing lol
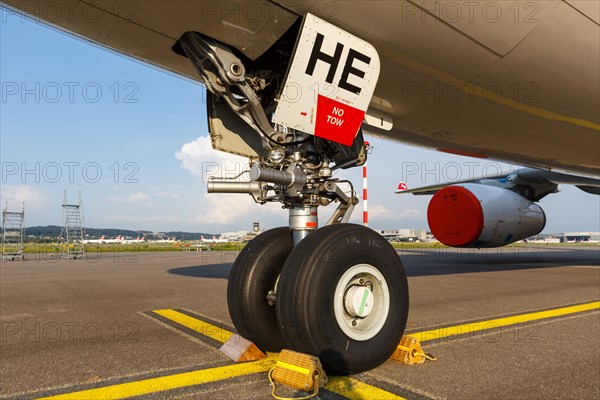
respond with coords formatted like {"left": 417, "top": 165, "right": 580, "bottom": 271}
{"left": 177, "top": 29, "right": 408, "bottom": 375}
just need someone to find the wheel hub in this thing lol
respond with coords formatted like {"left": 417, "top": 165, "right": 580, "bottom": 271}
{"left": 333, "top": 264, "right": 390, "bottom": 341}
{"left": 344, "top": 285, "right": 374, "bottom": 318}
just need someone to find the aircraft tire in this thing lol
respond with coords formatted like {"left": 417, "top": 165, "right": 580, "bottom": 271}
{"left": 276, "top": 223, "right": 409, "bottom": 375}
{"left": 227, "top": 227, "right": 292, "bottom": 352}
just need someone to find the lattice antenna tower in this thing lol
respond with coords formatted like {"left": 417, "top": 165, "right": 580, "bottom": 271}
{"left": 2, "top": 202, "right": 25, "bottom": 261}
{"left": 60, "top": 191, "right": 86, "bottom": 259}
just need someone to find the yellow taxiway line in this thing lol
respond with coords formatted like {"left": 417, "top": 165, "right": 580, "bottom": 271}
{"left": 327, "top": 377, "right": 406, "bottom": 400}
{"left": 413, "top": 301, "right": 600, "bottom": 343}
{"left": 153, "top": 309, "right": 233, "bottom": 344}
{"left": 38, "top": 301, "right": 599, "bottom": 399}
{"left": 38, "top": 355, "right": 406, "bottom": 400}
{"left": 38, "top": 359, "right": 275, "bottom": 400}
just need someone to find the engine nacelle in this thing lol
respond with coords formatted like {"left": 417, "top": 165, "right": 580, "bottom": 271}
{"left": 427, "top": 184, "right": 546, "bottom": 248}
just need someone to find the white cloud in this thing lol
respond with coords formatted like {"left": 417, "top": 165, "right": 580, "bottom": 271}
{"left": 109, "top": 192, "right": 150, "bottom": 203}
{"left": 175, "top": 136, "right": 248, "bottom": 181}
{"left": 0, "top": 185, "right": 45, "bottom": 209}
{"left": 193, "top": 194, "right": 254, "bottom": 225}
{"left": 155, "top": 191, "right": 180, "bottom": 199}
{"left": 367, "top": 204, "right": 394, "bottom": 219}
{"left": 395, "top": 208, "right": 421, "bottom": 218}
{"left": 193, "top": 193, "right": 282, "bottom": 225}
{"left": 176, "top": 136, "right": 266, "bottom": 225}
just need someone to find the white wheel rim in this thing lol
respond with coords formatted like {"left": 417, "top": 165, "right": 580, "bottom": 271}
{"left": 333, "top": 264, "right": 390, "bottom": 341}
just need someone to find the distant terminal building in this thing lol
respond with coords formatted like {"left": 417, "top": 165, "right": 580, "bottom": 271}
{"left": 221, "top": 231, "right": 246, "bottom": 242}
{"left": 221, "top": 221, "right": 264, "bottom": 242}
{"left": 526, "top": 232, "right": 599, "bottom": 243}
{"left": 525, "top": 234, "right": 562, "bottom": 244}
{"left": 563, "top": 232, "right": 600, "bottom": 243}
{"left": 375, "top": 229, "right": 428, "bottom": 242}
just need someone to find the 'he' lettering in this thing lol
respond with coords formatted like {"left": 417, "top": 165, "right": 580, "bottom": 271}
{"left": 305, "top": 33, "right": 371, "bottom": 95}
{"left": 305, "top": 33, "right": 343, "bottom": 84}
{"left": 339, "top": 49, "right": 371, "bottom": 95}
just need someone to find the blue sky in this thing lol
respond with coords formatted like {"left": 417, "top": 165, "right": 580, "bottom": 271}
{"left": 1, "top": 9, "right": 598, "bottom": 234}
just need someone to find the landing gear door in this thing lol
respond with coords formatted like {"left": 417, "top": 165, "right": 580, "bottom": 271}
{"left": 207, "top": 93, "right": 267, "bottom": 159}
{"left": 272, "top": 13, "right": 380, "bottom": 147}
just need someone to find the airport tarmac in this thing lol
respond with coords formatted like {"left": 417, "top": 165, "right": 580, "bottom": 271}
{"left": 1, "top": 245, "right": 598, "bottom": 399}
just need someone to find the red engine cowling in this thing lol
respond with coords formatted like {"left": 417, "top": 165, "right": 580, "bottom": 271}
{"left": 427, "top": 184, "right": 546, "bottom": 248}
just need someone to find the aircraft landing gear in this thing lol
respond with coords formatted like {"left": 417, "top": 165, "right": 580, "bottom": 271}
{"left": 227, "top": 222, "right": 408, "bottom": 375}
{"left": 277, "top": 224, "right": 408, "bottom": 374}
{"left": 177, "top": 30, "right": 409, "bottom": 374}
{"left": 227, "top": 227, "right": 292, "bottom": 352}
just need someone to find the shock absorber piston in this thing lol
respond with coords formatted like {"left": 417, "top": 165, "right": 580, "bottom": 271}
{"left": 289, "top": 206, "right": 318, "bottom": 246}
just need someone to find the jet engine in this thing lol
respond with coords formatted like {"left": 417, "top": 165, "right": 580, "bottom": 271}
{"left": 427, "top": 184, "right": 546, "bottom": 248}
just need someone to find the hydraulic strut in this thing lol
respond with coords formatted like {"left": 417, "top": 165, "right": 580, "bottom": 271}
{"left": 177, "top": 32, "right": 280, "bottom": 146}
{"left": 178, "top": 31, "right": 361, "bottom": 245}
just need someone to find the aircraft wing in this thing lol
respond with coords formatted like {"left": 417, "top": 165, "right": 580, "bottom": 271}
{"left": 3, "top": 0, "right": 599, "bottom": 175}
{"left": 396, "top": 167, "right": 600, "bottom": 248}
{"left": 397, "top": 168, "right": 600, "bottom": 198}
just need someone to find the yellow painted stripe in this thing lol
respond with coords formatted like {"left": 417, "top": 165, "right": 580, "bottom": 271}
{"left": 327, "top": 377, "right": 406, "bottom": 400}
{"left": 275, "top": 361, "right": 310, "bottom": 375}
{"left": 38, "top": 359, "right": 275, "bottom": 400}
{"left": 466, "top": 84, "right": 600, "bottom": 131}
{"left": 153, "top": 309, "right": 233, "bottom": 344}
{"left": 413, "top": 301, "right": 600, "bottom": 343}
{"left": 152, "top": 311, "right": 406, "bottom": 398}
{"left": 38, "top": 361, "right": 404, "bottom": 400}
{"left": 379, "top": 47, "right": 600, "bottom": 132}
{"left": 45, "top": 302, "right": 598, "bottom": 399}
{"left": 42, "top": 311, "right": 406, "bottom": 399}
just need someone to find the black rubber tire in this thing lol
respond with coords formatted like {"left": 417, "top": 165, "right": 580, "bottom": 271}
{"left": 276, "top": 224, "right": 409, "bottom": 375}
{"left": 227, "top": 227, "right": 293, "bottom": 352}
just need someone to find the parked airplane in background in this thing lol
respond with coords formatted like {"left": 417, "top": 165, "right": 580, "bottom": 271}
{"left": 398, "top": 167, "right": 600, "bottom": 248}
{"left": 121, "top": 236, "right": 146, "bottom": 244}
{"left": 84, "top": 235, "right": 143, "bottom": 244}
{"left": 103, "top": 236, "right": 125, "bottom": 244}
{"left": 152, "top": 237, "right": 178, "bottom": 243}
{"left": 83, "top": 235, "right": 106, "bottom": 244}
{"left": 200, "top": 235, "right": 228, "bottom": 244}
{"left": 83, "top": 236, "right": 123, "bottom": 244}
{"left": 6, "top": 0, "right": 598, "bottom": 375}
